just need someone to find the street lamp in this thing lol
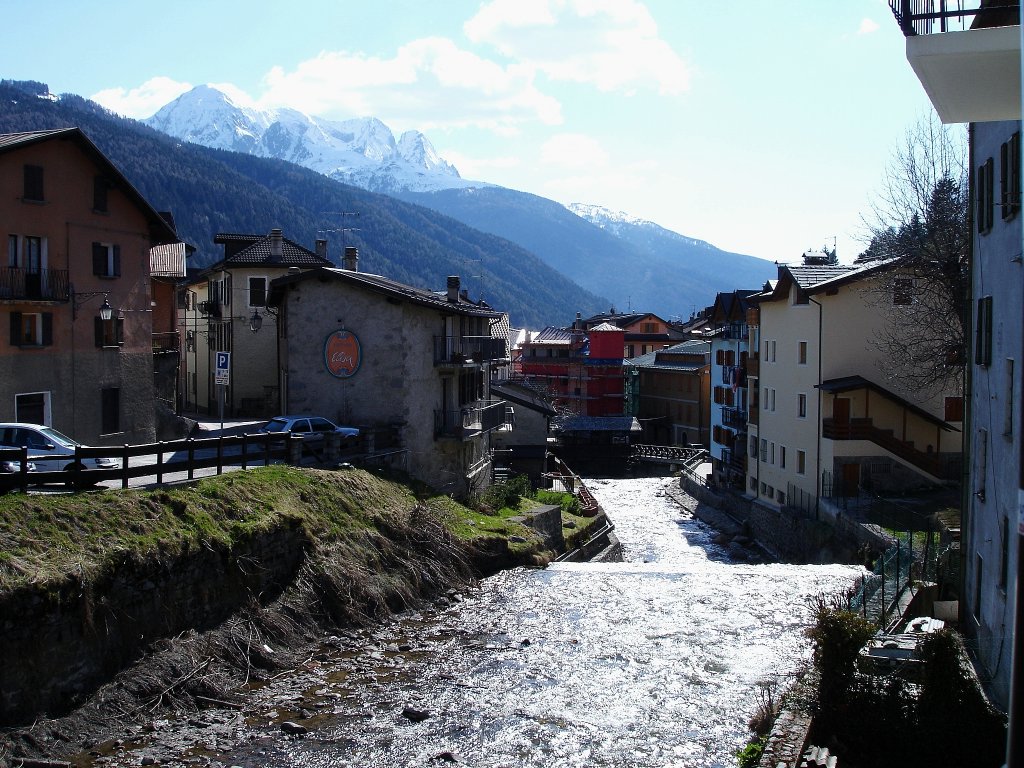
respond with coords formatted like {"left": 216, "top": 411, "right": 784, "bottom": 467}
{"left": 249, "top": 308, "right": 263, "bottom": 333}
{"left": 71, "top": 289, "right": 113, "bottom": 321}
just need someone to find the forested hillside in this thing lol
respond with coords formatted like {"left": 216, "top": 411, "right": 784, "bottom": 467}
{"left": 0, "top": 80, "right": 606, "bottom": 327}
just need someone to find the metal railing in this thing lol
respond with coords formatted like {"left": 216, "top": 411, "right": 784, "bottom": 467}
{"left": 0, "top": 267, "right": 70, "bottom": 301}
{"left": 434, "top": 335, "right": 507, "bottom": 365}
{"left": 889, "top": 0, "right": 1019, "bottom": 36}
{"left": 434, "top": 400, "right": 509, "bottom": 438}
{"left": 722, "top": 406, "right": 748, "bottom": 429}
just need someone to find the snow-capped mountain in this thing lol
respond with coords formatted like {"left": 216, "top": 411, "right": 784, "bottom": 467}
{"left": 145, "top": 85, "right": 476, "bottom": 194}
{"left": 567, "top": 202, "right": 717, "bottom": 252}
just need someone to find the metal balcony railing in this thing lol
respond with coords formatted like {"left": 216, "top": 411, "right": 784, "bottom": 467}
{"left": 0, "top": 267, "right": 70, "bottom": 301}
{"left": 434, "top": 400, "right": 509, "bottom": 439}
{"left": 889, "top": 0, "right": 1019, "bottom": 36}
{"left": 434, "top": 335, "right": 507, "bottom": 365}
{"left": 722, "top": 406, "right": 748, "bottom": 430}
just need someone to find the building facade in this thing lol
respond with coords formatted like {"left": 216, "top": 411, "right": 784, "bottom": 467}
{"left": 889, "top": 0, "right": 1021, "bottom": 715}
{"left": 179, "top": 229, "right": 332, "bottom": 416}
{"left": 747, "top": 255, "right": 962, "bottom": 513}
{"left": 1, "top": 128, "right": 177, "bottom": 444}
{"left": 269, "top": 269, "right": 509, "bottom": 496}
{"left": 625, "top": 340, "right": 710, "bottom": 447}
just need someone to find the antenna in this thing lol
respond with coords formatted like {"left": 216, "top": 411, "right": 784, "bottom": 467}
{"left": 321, "top": 211, "right": 361, "bottom": 250}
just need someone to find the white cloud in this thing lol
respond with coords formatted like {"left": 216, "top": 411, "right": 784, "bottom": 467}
{"left": 464, "top": 0, "right": 690, "bottom": 95}
{"left": 90, "top": 76, "right": 193, "bottom": 118}
{"left": 442, "top": 150, "right": 521, "bottom": 179}
{"left": 540, "top": 133, "right": 609, "bottom": 169}
{"left": 257, "top": 37, "right": 562, "bottom": 132}
{"left": 858, "top": 18, "right": 880, "bottom": 35}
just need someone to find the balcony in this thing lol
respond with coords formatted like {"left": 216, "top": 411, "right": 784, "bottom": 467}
{"left": 746, "top": 355, "right": 759, "bottom": 377}
{"left": 198, "top": 300, "right": 221, "bottom": 318}
{"left": 0, "top": 267, "right": 70, "bottom": 302}
{"left": 434, "top": 335, "right": 507, "bottom": 366}
{"left": 722, "top": 324, "right": 748, "bottom": 341}
{"left": 889, "top": 0, "right": 1020, "bottom": 122}
{"left": 823, "top": 417, "right": 946, "bottom": 478}
{"left": 722, "top": 406, "right": 748, "bottom": 430}
{"left": 434, "top": 400, "right": 509, "bottom": 439}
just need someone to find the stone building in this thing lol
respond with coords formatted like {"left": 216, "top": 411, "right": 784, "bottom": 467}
{"left": 268, "top": 268, "right": 509, "bottom": 495}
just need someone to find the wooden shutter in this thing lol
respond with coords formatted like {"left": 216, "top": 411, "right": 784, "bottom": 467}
{"left": 92, "top": 242, "right": 105, "bottom": 275}
{"left": 10, "top": 312, "right": 21, "bottom": 345}
{"left": 112, "top": 245, "right": 121, "bottom": 277}
{"left": 116, "top": 317, "right": 125, "bottom": 345}
{"left": 94, "top": 317, "right": 104, "bottom": 347}
{"left": 41, "top": 313, "right": 52, "bottom": 346}
{"left": 23, "top": 165, "right": 43, "bottom": 201}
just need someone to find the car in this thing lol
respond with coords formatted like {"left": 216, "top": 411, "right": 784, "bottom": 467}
{"left": 258, "top": 416, "right": 360, "bottom": 439}
{"left": 0, "top": 459, "right": 36, "bottom": 473}
{"left": 0, "top": 423, "right": 120, "bottom": 475}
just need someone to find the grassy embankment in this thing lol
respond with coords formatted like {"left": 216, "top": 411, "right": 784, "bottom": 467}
{"left": 0, "top": 465, "right": 592, "bottom": 593}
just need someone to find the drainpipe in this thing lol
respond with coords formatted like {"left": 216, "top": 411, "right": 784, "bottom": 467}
{"left": 809, "top": 295, "right": 823, "bottom": 518}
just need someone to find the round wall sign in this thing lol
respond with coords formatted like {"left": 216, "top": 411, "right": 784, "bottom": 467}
{"left": 324, "top": 329, "right": 362, "bottom": 378}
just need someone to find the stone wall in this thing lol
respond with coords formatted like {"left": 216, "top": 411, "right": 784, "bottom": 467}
{"left": 0, "top": 522, "right": 310, "bottom": 725}
{"left": 680, "top": 476, "right": 891, "bottom": 564}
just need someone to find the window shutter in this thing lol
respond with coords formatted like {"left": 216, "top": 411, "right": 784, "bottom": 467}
{"left": 1001, "top": 141, "right": 1010, "bottom": 219}
{"left": 94, "top": 317, "right": 104, "bottom": 347}
{"left": 41, "top": 313, "right": 52, "bottom": 345}
{"left": 10, "top": 312, "right": 21, "bottom": 345}
{"left": 116, "top": 318, "right": 125, "bottom": 345}
{"left": 92, "top": 242, "right": 105, "bottom": 275}
{"left": 112, "top": 245, "right": 121, "bottom": 277}
{"left": 23, "top": 165, "right": 43, "bottom": 201}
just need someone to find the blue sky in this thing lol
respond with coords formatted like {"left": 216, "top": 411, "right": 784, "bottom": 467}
{"left": 5, "top": 0, "right": 940, "bottom": 265}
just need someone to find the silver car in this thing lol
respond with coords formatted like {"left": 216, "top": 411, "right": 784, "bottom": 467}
{"left": 0, "top": 423, "right": 120, "bottom": 474}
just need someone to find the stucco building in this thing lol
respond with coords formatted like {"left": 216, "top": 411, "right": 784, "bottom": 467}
{"left": 889, "top": 0, "right": 1021, "bottom": 715}
{"left": 1, "top": 128, "right": 177, "bottom": 444}
{"left": 625, "top": 339, "right": 710, "bottom": 447}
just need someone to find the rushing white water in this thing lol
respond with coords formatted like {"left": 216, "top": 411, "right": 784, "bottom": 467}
{"left": 230, "top": 476, "right": 861, "bottom": 768}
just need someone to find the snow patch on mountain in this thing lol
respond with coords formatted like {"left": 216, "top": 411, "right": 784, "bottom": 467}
{"left": 145, "top": 85, "right": 479, "bottom": 194}
{"left": 567, "top": 202, "right": 716, "bottom": 250}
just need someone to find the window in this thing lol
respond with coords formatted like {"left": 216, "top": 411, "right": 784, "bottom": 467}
{"left": 975, "top": 296, "right": 993, "bottom": 366}
{"left": 977, "top": 157, "right": 994, "bottom": 234}
{"left": 749, "top": 435, "right": 757, "bottom": 459}
{"left": 893, "top": 278, "right": 913, "bottom": 306}
{"left": 1001, "top": 131, "right": 1021, "bottom": 220}
{"left": 780, "top": 446, "right": 786, "bottom": 469}
{"left": 9, "top": 312, "right": 52, "bottom": 346}
{"left": 248, "top": 276, "right": 267, "bottom": 307}
{"left": 776, "top": 489, "right": 785, "bottom": 503}
{"left": 769, "top": 340, "right": 776, "bottom": 362}
{"left": 642, "top": 322, "right": 656, "bottom": 333}
{"left": 797, "top": 450, "right": 806, "bottom": 475}
{"left": 7, "top": 235, "right": 16, "bottom": 267}
{"left": 798, "top": 341, "right": 807, "bottom": 365}
{"left": 101, "top": 387, "right": 120, "bottom": 434}
{"left": 770, "top": 442, "right": 775, "bottom": 464}
{"left": 23, "top": 164, "right": 43, "bottom": 201}
{"left": 770, "top": 388, "right": 776, "bottom": 412}
{"left": 92, "top": 242, "right": 121, "bottom": 277}
{"left": 760, "top": 481, "right": 767, "bottom": 495}
{"left": 94, "top": 315, "right": 125, "bottom": 347}
{"left": 750, "top": 476, "right": 757, "bottom": 491}
{"left": 798, "top": 393, "right": 807, "bottom": 418}
{"left": 15, "top": 392, "right": 48, "bottom": 425}
{"left": 760, "top": 438, "right": 767, "bottom": 462}
{"left": 93, "top": 176, "right": 109, "bottom": 213}
{"left": 1004, "top": 359, "right": 1015, "bottom": 437}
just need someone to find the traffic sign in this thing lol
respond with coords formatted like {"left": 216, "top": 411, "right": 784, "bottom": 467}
{"left": 215, "top": 351, "right": 230, "bottom": 385}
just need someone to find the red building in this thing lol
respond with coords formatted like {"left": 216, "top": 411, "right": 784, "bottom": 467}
{"left": 518, "top": 320, "right": 626, "bottom": 417}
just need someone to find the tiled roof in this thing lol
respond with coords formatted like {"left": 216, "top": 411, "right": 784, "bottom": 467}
{"left": 532, "top": 326, "right": 574, "bottom": 344}
{"left": 555, "top": 415, "right": 642, "bottom": 433}
{"left": 214, "top": 233, "right": 331, "bottom": 267}
{"left": 270, "top": 267, "right": 502, "bottom": 318}
{"left": 590, "top": 322, "right": 623, "bottom": 332}
{"left": 626, "top": 339, "right": 709, "bottom": 371}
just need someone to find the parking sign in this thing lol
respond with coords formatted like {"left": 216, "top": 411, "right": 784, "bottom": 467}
{"left": 215, "top": 351, "right": 230, "bottom": 385}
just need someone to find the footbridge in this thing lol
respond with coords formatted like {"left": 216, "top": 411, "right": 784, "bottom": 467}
{"left": 631, "top": 444, "right": 707, "bottom": 467}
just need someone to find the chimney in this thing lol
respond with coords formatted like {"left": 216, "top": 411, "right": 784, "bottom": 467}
{"left": 316, "top": 238, "right": 328, "bottom": 261}
{"left": 447, "top": 276, "right": 460, "bottom": 303}
{"left": 574, "top": 311, "right": 582, "bottom": 330}
{"left": 343, "top": 246, "right": 359, "bottom": 271}
{"left": 270, "top": 228, "right": 284, "bottom": 261}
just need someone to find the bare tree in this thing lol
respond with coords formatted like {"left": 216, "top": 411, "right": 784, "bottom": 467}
{"left": 857, "top": 115, "right": 969, "bottom": 399}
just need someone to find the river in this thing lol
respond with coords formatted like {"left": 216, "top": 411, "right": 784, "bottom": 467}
{"left": 93, "top": 476, "right": 861, "bottom": 768}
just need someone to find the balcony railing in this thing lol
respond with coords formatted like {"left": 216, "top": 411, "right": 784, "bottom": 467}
{"left": 434, "top": 335, "right": 507, "bottom": 365}
{"left": 722, "top": 324, "right": 748, "bottom": 341}
{"left": 889, "top": 0, "right": 1019, "bottom": 36}
{"left": 823, "top": 417, "right": 946, "bottom": 478}
{"left": 722, "top": 406, "right": 748, "bottom": 430}
{"left": 0, "top": 267, "right": 70, "bottom": 301}
{"left": 434, "top": 400, "right": 509, "bottom": 439}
